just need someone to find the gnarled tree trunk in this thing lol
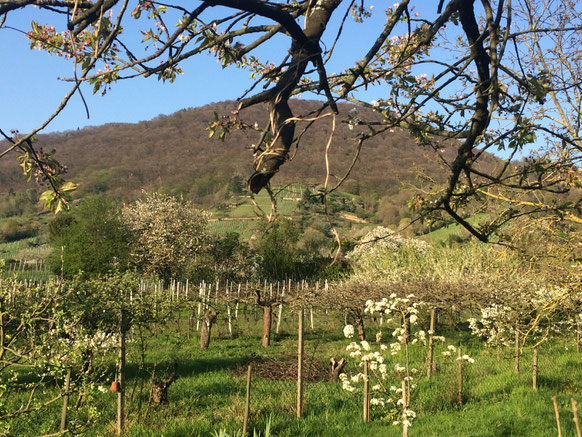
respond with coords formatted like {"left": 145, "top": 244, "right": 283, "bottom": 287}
{"left": 329, "top": 357, "right": 346, "bottom": 382}
{"left": 200, "top": 308, "right": 218, "bottom": 349}
{"left": 151, "top": 369, "right": 178, "bottom": 405}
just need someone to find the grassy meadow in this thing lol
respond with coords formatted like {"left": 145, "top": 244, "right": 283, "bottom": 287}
{"left": 4, "top": 309, "right": 581, "bottom": 437}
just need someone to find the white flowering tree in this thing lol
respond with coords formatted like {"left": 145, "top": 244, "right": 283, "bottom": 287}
{"left": 121, "top": 192, "right": 210, "bottom": 285}
{"left": 340, "top": 294, "right": 473, "bottom": 433}
{"left": 468, "top": 277, "right": 580, "bottom": 356}
{"left": 468, "top": 304, "right": 514, "bottom": 355}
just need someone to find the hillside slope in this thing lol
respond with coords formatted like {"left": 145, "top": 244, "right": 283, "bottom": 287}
{"left": 0, "top": 99, "right": 502, "bottom": 226}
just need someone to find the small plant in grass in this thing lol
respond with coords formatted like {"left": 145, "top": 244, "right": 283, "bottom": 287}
{"left": 213, "top": 414, "right": 273, "bottom": 437}
{"left": 340, "top": 293, "right": 473, "bottom": 431}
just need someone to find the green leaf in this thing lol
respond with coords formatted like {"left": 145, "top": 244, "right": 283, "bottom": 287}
{"left": 39, "top": 190, "right": 54, "bottom": 203}
{"left": 61, "top": 181, "right": 78, "bottom": 192}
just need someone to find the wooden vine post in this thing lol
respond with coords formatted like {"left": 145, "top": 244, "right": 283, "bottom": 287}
{"left": 573, "top": 398, "right": 582, "bottom": 437}
{"left": 401, "top": 379, "right": 409, "bottom": 437}
{"left": 457, "top": 347, "right": 463, "bottom": 405}
{"left": 532, "top": 348, "right": 538, "bottom": 391}
{"left": 242, "top": 364, "right": 252, "bottom": 435}
{"left": 355, "top": 315, "right": 366, "bottom": 341}
{"left": 363, "top": 361, "right": 370, "bottom": 422}
{"left": 553, "top": 396, "right": 562, "bottom": 437}
{"left": 117, "top": 304, "right": 128, "bottom": 436}
{"left": 262, "top": 305, "right": 272, "bottom": 347}
{"left": 226, "top": 284, "right": 232, "bottom": 336}
{"left": 514, "top": 328, "right": 520, "bottom": 374}
{"left": 297, "top": 308, "right": 304, "bottom": 419}
{"left": 427, "top": 308, "right": 436, "bottom": 379}
{"left": 275, "top": 283, "right": 285, "bottom": 334}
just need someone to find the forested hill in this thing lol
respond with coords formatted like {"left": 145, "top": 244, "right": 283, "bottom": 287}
{"left": 0, "top": 99, "right": 498, "bottom": 206}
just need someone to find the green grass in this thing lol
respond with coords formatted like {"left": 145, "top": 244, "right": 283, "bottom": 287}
{"left": 207, "top": 220, "right": 261, "bottom": 240}
{"left": 0, "top": 237, "right": 53, "bottom": 281}
{"left": 226, "top": 193, "right": 299, "bottom": 219}
{"left": 423, "top": 213, "right": 488, "bottom": 243}
{"left": 4, "top": 310, "right": 582, "bottom": 437}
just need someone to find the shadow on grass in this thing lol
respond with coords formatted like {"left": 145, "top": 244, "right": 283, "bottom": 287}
{"left": 124, "top": 355, "right": 259, "bottom": 382}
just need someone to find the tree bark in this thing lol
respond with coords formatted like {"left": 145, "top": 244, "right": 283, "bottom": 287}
{"left": 355, "top": 316, "right": 365, "bottom": 341}
{"left": 329, "top": 357, "right": 346, "bottom": 382}
{"left": 241, "top": 0, "right": 341, "bottom": 194}
{"left": 401, "top": 314, "right": 410, "bottom": 344}
{"left": 151, "top": 367, "right": 177, "bottom": 405}
{"left": 200, "top": 308, "right": 218, "bottom": 349}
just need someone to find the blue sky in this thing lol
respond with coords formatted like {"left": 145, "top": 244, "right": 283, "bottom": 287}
{"left": 0, "top": 4, "right": 393, "bottom": 135}
{"left": 0, "top": 10, "right": 253, "bottom": 134}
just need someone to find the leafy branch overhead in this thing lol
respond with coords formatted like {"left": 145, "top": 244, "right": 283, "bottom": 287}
{"left": 0, "top": 0, "right": 580, "bottom": 242}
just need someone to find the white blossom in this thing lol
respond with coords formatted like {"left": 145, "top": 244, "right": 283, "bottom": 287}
{"left": 343, "top": 324, "right": 355, "bottom": 339}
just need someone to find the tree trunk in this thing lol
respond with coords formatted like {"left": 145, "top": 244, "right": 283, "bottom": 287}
{"left": 262, "top": 305, "right": 272, "bottom": 347}
{"left": 200, "top": 308, "right": 218, "bottom": 349}
{"left": 355, "top": 316, "right": 366, "bottom": 341}
{"left": 401, "top": 314, "right": 410, "bottom": 344}
{"left": 151, "top": 369, "right": 177, "bottom": 405}
{"left": 329, "top": 357, "right": 346, "bottom": 382}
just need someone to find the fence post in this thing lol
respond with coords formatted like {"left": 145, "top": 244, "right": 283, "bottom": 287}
{"left": 572, "top": 398, "right": 582, "bottom": 437}
{"left": 514, "top": 329, "right": 520, "bottom": 374}
{"left": 363, "top": 361, "right": 370, "bottom": 422}
{"left": 457, "top": 347, "right": 463, "bottom": 405}
{"left": 401, "top": 379, "right": 408, "bottom": 437}
{"left": 60, "top": 368, "right": 71, "bottom": 432}
{"left": 243, "top": 364, "right": 252, "bottom": 435}
{"left": 532, "top": 349, "right": 538, "bottom": 390}
{"left": 276, "top": 284, "right": 285, "bottom": 334}
{"left": 553, "top": 396, "right": 562, "bottom": 437}
{"left": 577, "top": 322, "right": 582, "bottom": 353}
{"left": 196, "top": 284, "right": 203, "bottom": 331}
{"left": 427, "top": 308, "right": 436, "bottom": 379}
{"left": 117, "top": 306, "right": 127, "bottom": 436}
{"left": 226, "top": 284, "right": 232, "bottom": 336}
{"left": 235, "top": 284, "right": 241, "bottom": 319}
{"left": 297, "top": 308, "right": 304, "bottom": 419}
